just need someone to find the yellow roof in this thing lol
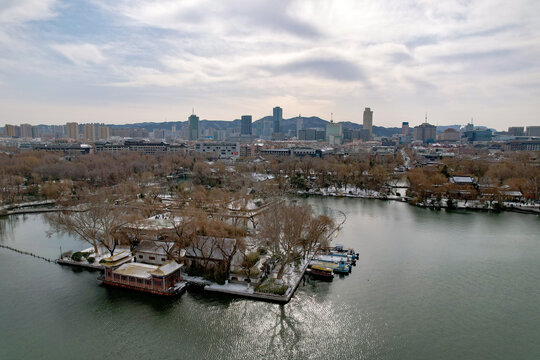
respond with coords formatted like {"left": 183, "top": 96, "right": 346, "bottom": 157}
{"left": 150, "top": 260, "right": 182, "bottom": 277}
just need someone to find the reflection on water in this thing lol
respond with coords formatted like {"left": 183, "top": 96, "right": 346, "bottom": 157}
{"left": 1, "top": 201, "right": 539, "bottom": 360}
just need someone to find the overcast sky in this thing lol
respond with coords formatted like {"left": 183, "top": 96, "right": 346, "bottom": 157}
{"left": 1, "top": 0, "right": 539, "bottom": 129}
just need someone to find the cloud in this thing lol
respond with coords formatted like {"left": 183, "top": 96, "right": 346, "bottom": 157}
{"left": 0, "top": 0, "right": 57, "bottom": 24}
{"left": 51, "top": 43, "right": 106, "bottom": 66}
{"left": 1, "top": 0, "right": 540, "bottom": 128}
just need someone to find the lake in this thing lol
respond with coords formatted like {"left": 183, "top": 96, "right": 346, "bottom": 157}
{"left": 1, "top": 198, "right": 539, "bottom": 359}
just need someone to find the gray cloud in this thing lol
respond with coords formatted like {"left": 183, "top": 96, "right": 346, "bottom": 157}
{"left": 271, "top": 58, "right": 364, "bottom": 81}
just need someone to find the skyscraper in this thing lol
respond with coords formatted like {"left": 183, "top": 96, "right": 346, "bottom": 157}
{"left": 363, "top": 107, "right": 373, "bottom": 138}
{"left": 241, "top": 115, "right": 252, "bottom": 136}
{"left": 263, "top": 117, "right": 273, "bottom": 139}
{"left": 66, "top": 122, "right": 79, "bottom": 140}
{"left": 273, "top": 106, "right": 282, "bottom": 134}
{"left": 296, "top": 116, "right": 304, "bottom": 138}
{"left": 402, "top": 122, "right": 409, "bottom": 135}
{"left": 189, "top": 113, "right": 199, "bottom": 140}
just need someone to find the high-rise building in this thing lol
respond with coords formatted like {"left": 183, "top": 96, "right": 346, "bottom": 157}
{"left": 98, "top": 125, "right": 110, "bottom": 140}
{"left": 262, "top": 117, "right": 273, "bottom": 139}
{"left": 5, "top": 124, "right": 17, "bottom": 137}
{"left": 83, "top": 124, "right": 96, "bottom": 142}
{"left": 508, "top": 127, "right": 525, "bottom": 136}
{"left": 66, "top": 122, "right": 79, "bottom": 140}
{"left": 241, "top": 115, "right": 252, "bottom": 136}
{"left": 363, "top": 107, "right": 373, "bottom": 138}
{"left": 296, "top": 116, "right": 304, "bottom": 138}
{"left": 189, "top": 113, "right": 199, "bottom": 140}
{"left": 526, "top": 126, "right": 540, "bottom": 137}
{"left": 413, "top": 122, "right": 437, "bottom": 143}
{"left": 20, "top": 123, "right": 32, "bottom": 138}
{"left": 326, "top": 121, "right": 343, "bottom": 145}
{"left": 273, "top": 106, "right": 282, "bottom": 134}
{"left": 31, "top": 126, "right": 40, "bottom": 138}
{"left": 401, "top": 122, "right": 409, "bottom": 135}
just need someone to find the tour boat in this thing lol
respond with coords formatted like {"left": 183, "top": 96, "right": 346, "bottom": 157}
{"left": 308, "top": 264, "right": 334, "bottom": 280}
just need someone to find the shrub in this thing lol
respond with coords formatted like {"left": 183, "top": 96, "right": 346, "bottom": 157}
{"left": 71, "top": 252, "right": 83, "bottom": 262}
{"left": 255, "top": 279, "right": 289, "bottom": 295}
{"left": 87, "top": 257, "right": 95, "bottom": 264}
{"left": 257, "top": 247, "right": 267, "bottom": 255}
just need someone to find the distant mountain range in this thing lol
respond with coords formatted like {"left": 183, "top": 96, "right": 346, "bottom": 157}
{"left": 111, "top": 115, "right": 402, "bottom": 137}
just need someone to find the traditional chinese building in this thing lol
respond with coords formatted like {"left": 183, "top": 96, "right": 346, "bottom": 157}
{"left": 100, "top": 251, "right": 183, "bottom": 296}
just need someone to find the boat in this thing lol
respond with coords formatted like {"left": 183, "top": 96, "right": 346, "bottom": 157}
{"left": 308, "top": 264, "right": 334, "bottom": 280}
{"left": 314, "top": 254, "right": 355, "bottom": 266}
{"left": 311, "top": 260, "right": 351, "bottom": 274}
{"left": 333, "top": 260, "right": 351, "bottom": 274}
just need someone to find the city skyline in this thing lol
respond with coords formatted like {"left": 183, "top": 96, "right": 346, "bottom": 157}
{"left": 1, "top": 1, "right": 540, "bottom": 128}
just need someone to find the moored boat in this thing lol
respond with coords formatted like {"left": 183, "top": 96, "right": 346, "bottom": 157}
{"left": 308, "top": 264, "right": 334, "bottom": 280}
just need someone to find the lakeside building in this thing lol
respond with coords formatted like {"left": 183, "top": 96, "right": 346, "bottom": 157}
{"left": 101, "top": 251, "right": 183, "bottom": 296}
{"left": 134, "top": 241, "right": 173, "bottom": 265}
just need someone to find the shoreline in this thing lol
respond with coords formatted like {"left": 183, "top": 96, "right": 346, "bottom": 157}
{"left": 297, "top": 189, "right": 540, "bottom": 215}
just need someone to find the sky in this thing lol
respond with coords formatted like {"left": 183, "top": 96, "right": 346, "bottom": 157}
{"left": 1, "top": 0, "right": 540, "bottom": 130}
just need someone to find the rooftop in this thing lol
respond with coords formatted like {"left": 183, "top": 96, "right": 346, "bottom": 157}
{"left": 114, "top": 262, "right": 158, "bottom": 279}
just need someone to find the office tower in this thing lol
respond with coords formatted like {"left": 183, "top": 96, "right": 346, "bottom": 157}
{"left": 83, "top": 124, "right": 96, "bottom": 142}
{"left": 273, "top": 106, "right": 282, "bottom": 134}
{"left": 326, "top": 121, "right": 343, "bottom": 145}
{"left": 20, "top": 123, "right": 32, "bottom": 138}
{"left": 66, "top": 122, "right": 79, "bottom": 140}
{"left": 363, "top": 107, "right": 373, "bottom": 138}
{"left": 402, "top": 122, "right": 409, "bottom": 135}
{"left": 189, "top": 113, "right": 199, "bottom": 140}
{"left": 296, "top": 116, "right": 304, "bottom": 138}
{"left": 241, "top": 115, "right": 252, "bottom": 136}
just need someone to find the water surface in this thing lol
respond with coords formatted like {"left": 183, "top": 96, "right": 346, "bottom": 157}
{"left": 1, "top": 199, "right": 539, "bottom": 359}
